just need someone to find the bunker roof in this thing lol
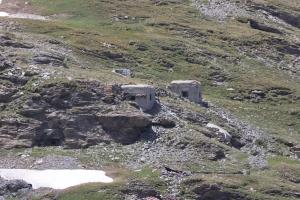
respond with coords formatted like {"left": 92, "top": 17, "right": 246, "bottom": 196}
{"left": 121, "top": 84, "right": 154, "bottom": 89}
{"left": 171, "top": 80, "right": 201, "bottom": 84}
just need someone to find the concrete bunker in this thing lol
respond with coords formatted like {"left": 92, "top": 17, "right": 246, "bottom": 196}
{"left": 121, "top": 84, "right": 155, "bottom": 111}
{"left": 169, "top": 80, "right": 202, "bottom": 103}
{"left": 294, "top": 144, "right": 300, "bottom": 159}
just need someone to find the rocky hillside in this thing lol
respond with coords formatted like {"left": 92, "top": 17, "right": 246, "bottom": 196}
{"left": 0, "top": 0, "right": 299, "bottom": 199}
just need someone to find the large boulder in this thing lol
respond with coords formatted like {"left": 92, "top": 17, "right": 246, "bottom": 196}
{"left": 0, "top": 177, "right": 32, "bottom": 196}
{"left": 97, "top": 112, "right": 152, "bottom": 144}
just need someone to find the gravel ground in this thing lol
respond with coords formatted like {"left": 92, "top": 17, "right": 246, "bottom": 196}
{"left": 207, "top": 104, "right": 274, "bottom": 169}
{"left": 0, "top": 153, "right": 82, "bottom": 170}
{"left": 191, "top": 0, "right": 247, "bottom": 21}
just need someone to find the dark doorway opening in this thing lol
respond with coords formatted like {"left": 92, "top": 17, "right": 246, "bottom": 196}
{"left": 129, "top": 96, "right": 136, "bottom": 101}
{"left": 125, "top": 93, "right": 136, "bottom": 101}
{"left": 49, "top": 139, "right": 61, "bottom": 146}
{"left": 182, "top": 91, "right": 189, "bottom": 98}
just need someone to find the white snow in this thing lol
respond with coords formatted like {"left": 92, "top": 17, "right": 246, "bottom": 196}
{"left": 8, "top": 13, "right": 47, "bottom": 20}
{"left": 0, "top": 169, "right": 113, "bottom": 189}
{"left": 0, "top": 11, "right": 8, "bottom": 17}
{"left": 0, "top": 12, "right": 47, "bottom": 20}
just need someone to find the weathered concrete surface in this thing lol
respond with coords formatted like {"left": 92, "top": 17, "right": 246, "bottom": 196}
{"left": 122, "top": 84, "right": 156, "bottom": 111}
{"left": 169, "top": 80, "right": 202, "bottom": 103}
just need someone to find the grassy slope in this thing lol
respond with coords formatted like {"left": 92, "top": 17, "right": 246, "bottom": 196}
{"left": 26, "top": 0, "right": 299, "bottom": 140}
{"left": 11, "top": 0, "right": 300, "bottom": 199}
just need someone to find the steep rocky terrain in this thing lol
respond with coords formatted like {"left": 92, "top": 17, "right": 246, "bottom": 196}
{"left": 0, "top": 0, "right": 299, "bottom": 199}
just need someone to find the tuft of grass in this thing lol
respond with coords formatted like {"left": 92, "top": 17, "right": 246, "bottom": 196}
{"left": 57, "top": 182, "right": 123, "bottom": 200}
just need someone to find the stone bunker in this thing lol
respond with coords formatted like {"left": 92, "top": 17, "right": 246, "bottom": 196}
{"left": 169, "top": 80, "right": 202, "bottom": 103}
{"left": 294, "top": 144, "right": 300, "bottom": 159}
{"left": 121, "top": 84, "right": 155, "bottom": 111}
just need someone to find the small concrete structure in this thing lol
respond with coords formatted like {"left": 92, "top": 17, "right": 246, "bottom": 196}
{"left": 113, "top": 69, "right": 132, "bottom": 77}
{"left": 169, "top": 80, "right": 202, "bottom": 103}
{"left": 121, "top": 84, "right": 155, "bottom": 111}
{"left": 294, "top": 144, "right": 300, "bottom": 159}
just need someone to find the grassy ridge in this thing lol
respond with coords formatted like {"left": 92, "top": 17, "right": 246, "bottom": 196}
{"left": 25, "top": 0, "right": 300, "bottom": 140}
{"left": 13, "top": 0, "right": 300, "bottom": 199}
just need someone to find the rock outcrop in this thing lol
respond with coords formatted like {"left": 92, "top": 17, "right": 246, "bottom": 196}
{"left": 0, "top": 118, "right": 40, "bottom": 149}
{"left": 0, "top": 34, "right": 34, "bottom": 49}
{"left": 0, "top": 177, "right": 32, "bottom": 198}
{"left": 98, "top": 112, "right": 152, "bottom": 144}
{"left": 0, "top": 79, "right": 153, "bottom": 149}
{"left": 33, "top": 52, "right": 66, "bottom": 67}
{"left": 249, "top": 19, "right": 282, "bottom": 34}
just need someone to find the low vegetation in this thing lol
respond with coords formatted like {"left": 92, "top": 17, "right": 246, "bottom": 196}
{"left": 0, "top": 0, "right": 299, "bottom": 199}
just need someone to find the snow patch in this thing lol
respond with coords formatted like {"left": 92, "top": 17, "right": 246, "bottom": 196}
{"left": 9, "top": 13, "right": 47, "bottom": 20}
{"left": 0, "top": 12, "right": 47, "bottom": 20}
{"left": 0, "top": 11, "right": 8, "bottom": 17}
{"left": 0, "top": 169, "right": 113, "bottom": 189}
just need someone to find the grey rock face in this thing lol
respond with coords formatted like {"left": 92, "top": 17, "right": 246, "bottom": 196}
{"left": 0, "top": 55, "right": 14, "bottom": 71}
{"left": 0, "top": 118, "right": 40, "bottom": 149}
{"left": 98, "top": 112, "right": 152, "bottom": 144}
{"left": 249, "top": 19, "right": 282, "bottom": 34}
{"left": 0, "top": 34, "right": 34, "bottom": 49}
{"left": 152, "top": 117, "right": 176, "bottom": 128}
{"left": 0, "top": 79, "right": 154, "bottom": 149}
{"left": 251, "top": 3, "right": 300, "bottom": 28}
{"left": 0, "top": 84, "right": 17, "bottom": 103}
{"left": 0, "top": 177, "right": 32, "bottom": 196}
{"left": 33, "top": 52, "right": 66, "bottom": 67}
